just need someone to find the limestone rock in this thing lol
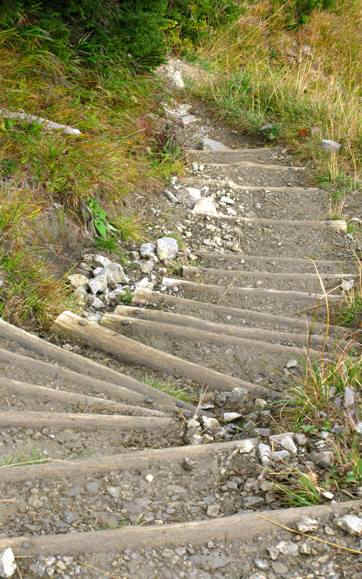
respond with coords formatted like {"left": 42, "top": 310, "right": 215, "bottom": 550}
{"left": 0, "top": 548, "right": 16, "bottom": 578}
{"left": 157, "top": 237, "right": 179, "bottom": 261}
{"left": 104, "top": 263, "right": 128, "bottom": 287}
{"left": 321, "top": 139, "right": 341, "bottom": 152}
{"left": 337, "top": 514, "right": 362, "bottom": 536}
{"left": 192, "top": 197, "right": 218, "bottom": 217}
{"left": 68, "top": 274, "right": 88, "bottom": 289}
{"left": 88, "top": 273, "right": 107, "bottom": 295}
{"left": 202, "top": 137, "right": 230, "bottom": 152}
{"left": 140, "top": 243, "right": 156, "bottom": 259}
{"left": 296, "top": 517, "right": 319, "bottom": 533}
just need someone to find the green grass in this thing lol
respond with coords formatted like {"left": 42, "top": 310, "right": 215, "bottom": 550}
{"left": 276, "top": 351, "right": 361, "bottom": 504}
{"left": 191, "top": 0, "right": 361, "bottom": 190}
{"left": 0, "top": 15, "right": 186, "bottom": 330}
{"left": 144, "top": 376, "right": 195, "bottom": 404}
{"left": 336, "top": 294, "right": 362, "bottom": 328}
{"left": 275, "top": 471, "right": 322, "bottom": 507}
{"left": 0, "top": 448, "right": 49, "bottom": 467}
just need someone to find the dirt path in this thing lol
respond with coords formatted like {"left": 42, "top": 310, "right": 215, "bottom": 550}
{"left": 0, "top": 86, "right": 361, "bottom": 578}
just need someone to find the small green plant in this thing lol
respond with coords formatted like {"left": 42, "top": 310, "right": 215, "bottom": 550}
{"left": 144, "top": 376, "right": 194, "bottom": 403}
{"left": 94, "top": 237, "right": 120, "bottom": 254}
{"left": 87, "top": 197, "right": 116, "bottom": 240}
{"left": 119, "top": 288, "right": 133, "bottom": 306}
{"left": 275, "top": 471, "right": 321, "bottom": 507}
{"left": 112, "top": 216, "right": 142, "bottom": 243}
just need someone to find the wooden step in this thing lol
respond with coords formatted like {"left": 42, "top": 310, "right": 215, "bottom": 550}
{"left": 0, "top": 319, "right": 191, "bottom": 412}
{"left": 182, "top": 265, "right": 353, "bottom": 293}
{"left": 1, "top": 500, "right": 360, "bottom": 557}
{"left": 132, "top": 290, "right": 351, "bottom": 339}
{"left": 112, "top": 305, "right": 345, "bottom": 351}
{"left": 53, "top": 311, "right": 277, "bottom": 398}
{"left": 194, "top": 250, "right": 357, "bottom": 275}
{"left": 161, "top": 278, "right": 341, "bottom": 317}
{"left": 102, "top": 312, "right": 325, "bottom": 391}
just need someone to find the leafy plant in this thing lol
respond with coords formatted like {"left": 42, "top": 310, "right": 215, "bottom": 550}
{"left": 276, "top": 471, "right": 321, "bottom": 507}
{"left": 87, "top": 197, "right": 115, "bottom": 240}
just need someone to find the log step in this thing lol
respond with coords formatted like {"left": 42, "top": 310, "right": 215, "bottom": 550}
{"left": 102, "top": 312, "right": 325, "bottom": 391}
{"left": 53, "top": 311, "right": 277, "bottom": 398}
{"left": 182, "top": 265, "right": 353, "bottom": 293}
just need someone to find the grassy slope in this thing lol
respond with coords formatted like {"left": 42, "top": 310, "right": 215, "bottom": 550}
{"left": 192, "top": 0, "right": 361, "bottom": 193}
{"left": 0, "top": 29, "right": 183, "bottom": 330}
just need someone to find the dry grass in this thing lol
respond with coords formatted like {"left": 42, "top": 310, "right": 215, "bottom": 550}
{"left": 192, "top": 0, "right": 361, "bottom": 184}
{"left": 0, "top": 30, "right": 182, "bottom": 330}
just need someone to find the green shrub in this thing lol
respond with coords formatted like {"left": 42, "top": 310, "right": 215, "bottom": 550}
{"left": 0, "top": 0, "right": 169, "bottom": 71}
{"left": 272, "top": 0, "right": 336, "bottom": 27}
{"left": 168, "top": 0, "right": 242, "bottom": 45}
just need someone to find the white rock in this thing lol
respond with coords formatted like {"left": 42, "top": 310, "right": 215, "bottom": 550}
{"left": 145, "top": 474, "right": 154, "bottom": 483}
{"left": 140, "top": 259, "right": 156, "bottom": 274}
{"left": 73, "top": 286, "right": 88, "bottom": 307}
{"left": 337, "top": 514, "right": 362, "bottom": 536}
{"left": 223, "top": 412, "right": 242, "bottom": 423}
{"left": 190, "top": 433, "right": 203, "bottom": 445}
{"left": 171, "top": 70, "right": 185, "bottom": 89}
{"left": 237, "top": 439, "right": 258, "bottom": 453}
{"left": 286, "top": 359, "right": 298, "bottom": 369}
{"left": 258, "top": 443, "right": 272, "bottom": 465}
{"left": 88, "top": 273, "right": 107, "bottom": 295}
{"left": 296, "top": 517, "right": 319, "bottom": 533}
{"left": 202, "top": 416, "right": 221, "bottom": 434}
{"left": 202, "top": 137, "right": 230, "bottom": 151}
{"left": 294, "top": 433, "right": 307, "bottom": 446}
{"left": 327, "top": 219, "right": 347, "bottom": 233}
{"left": 321, "top": 139, "right": 341, "bottom": 152}
{"left": 192, "top": 196, "right": 218, "bottom": 217}
{"left": 275, "top": 541, "right": 299, "bottom": 556}
{"left": 206, "top": 504, "right": 220, "bottom": 517}
{"left": 341, "top": 278, "right": 354, "bottom": 293}
{"left": 104, "top": 263, "right": 128, "bottom": 287}
{"left": 181, "top": 114, "right": 198, "bottom": 126}
{"left": 94, "top": 255, "right": 112, "bottom": 267}
{"left": 0, "top": 108, "right": 81, "bottom": 136}
{"left": 161, "top": 277, "right": 179, "bottom": 289}
{"left": 157, "top": 237, "right": 179, "bottom": 261}
{"left": 135, "top": 278, "right": 154, "bottom": 292}
{"left": 140, "top": 243, "right": 156, "bottom": 259}
{"left": 184, "top": 186, "right": 202, "bottom": 207}
{"left": 89, "top": 296, "right": 105, "bottom": 310}
{"left": 0, "top": 548, "right": 17, "bottom": 578}
{"left": 68, "top": 274, "right": 88, "bottom": 289}
{"left": 164, "top": 189, "right": 179, "bottom": 203}
{"left": 220, "top": 195, "right": 235, "bottom": 205}
{"left": 270, "top": 433, "right": 298, "bottom": 455}
{"left": 344, "top": 386, "right": 355, "bottom": 409}
{"left": 271, "top": 450, "right": 290, "bottom": 462}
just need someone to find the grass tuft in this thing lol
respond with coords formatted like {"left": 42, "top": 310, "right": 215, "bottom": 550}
{"left": 144, "top": 376, "right": 195, "bottom": 404}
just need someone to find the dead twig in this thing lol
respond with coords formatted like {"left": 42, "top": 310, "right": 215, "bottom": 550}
{"left": 256, "top": 514, "right": 362, "bottom": 555}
